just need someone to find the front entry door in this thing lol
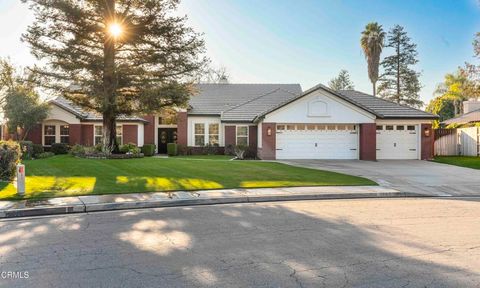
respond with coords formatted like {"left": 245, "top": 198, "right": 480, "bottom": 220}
{"left": 158, "top": 128, "right": 177, "bottom": 154}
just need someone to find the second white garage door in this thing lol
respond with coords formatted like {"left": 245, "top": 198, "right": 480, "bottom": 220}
{"left": 376, "top": 124, "right": 418, "bottom": 159}
{"left": 276, "top": 124, "right": 358, "bottom": 159}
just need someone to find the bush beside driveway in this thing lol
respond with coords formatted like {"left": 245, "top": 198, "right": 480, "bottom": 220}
{"left": 0, "top": 155, "right": 375, "bottom": 200}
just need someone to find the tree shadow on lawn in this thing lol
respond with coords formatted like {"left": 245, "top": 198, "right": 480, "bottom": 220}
{"left": 0, "top": 199, "right": 478, "bottom": 287}
{"left": 1, "top": 157, "right": 375, "bottom": 200}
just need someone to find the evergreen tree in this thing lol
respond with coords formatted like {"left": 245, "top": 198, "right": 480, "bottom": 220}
{"left": 378, "top": 25, "right": 423, "bottom": 108}
{"left": 22, "top": 0, "right": 207, "bottom": 152}
{"left": 328, "top": 70, "right": 354, "bottom": 91}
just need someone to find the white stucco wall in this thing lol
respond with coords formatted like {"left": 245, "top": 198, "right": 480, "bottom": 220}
{"left": 263, "top": 89, "right": 375, "bottom": 124}
{"left": 137, "top": 124, "right": 144, "bottom": 147}
{"left": 46, "top": 104, "right": 81, "bottom": 124}
{"left": 257, "top": 122, "right": 263, "bottom": 148}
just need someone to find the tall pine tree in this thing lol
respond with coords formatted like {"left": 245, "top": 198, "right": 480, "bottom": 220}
{"left": 328, "top": 69, "right": 354, "bottom": 91}
{"left": 22, "top": 0, "right": 207, "bottom": 152}
{"left": 378, "top": 25, "right": 423, "bottom": 108}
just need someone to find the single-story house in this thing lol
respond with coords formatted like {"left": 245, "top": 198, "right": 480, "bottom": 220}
{"left": 5, "top": 82, "right": 438, "bottom": 160}
{"left": 442, "top": 98, "right": 480, "bottom": 126}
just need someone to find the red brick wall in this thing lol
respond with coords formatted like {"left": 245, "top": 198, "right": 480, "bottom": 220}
{"left": 81, "top": 124, "right": 94, "bottom": 146}
{"left": 177, "top": 112, "right": 188, "bottom": 146}
{"left": 25, "top": 124, "right": 42, "bottom": 145}
{"left": 142, "top": 115, "right": 155, "bottom": 145}
{"left": 224, "top": 126, "right": 236, "bottom": 147}
{"left": 258, "top": 123, "right": 276, "bottom": 160}
{"left": 421, "top": 123, "right": 434, "bottom": 160}
{"left": 123, "top": 125, "right": 138, "bottom": 145}
{"left": 69, "top": 124, "right": 82, "bottom": 145}
{"left": 359, "top": 123, "right": 376, "bottom": 161}
{"left": 249, "top": 125, "right": 257, "bottom": 149}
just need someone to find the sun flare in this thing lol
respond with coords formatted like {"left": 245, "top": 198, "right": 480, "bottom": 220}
{"left": 108, "top": 23, "right": 123, "bottom": 38}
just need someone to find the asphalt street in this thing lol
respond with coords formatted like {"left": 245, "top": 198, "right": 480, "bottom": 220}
{"left": 0, "top": 198, "right": 479, "bottom": 287}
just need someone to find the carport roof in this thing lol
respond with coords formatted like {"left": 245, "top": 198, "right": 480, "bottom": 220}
{"left": 256, "top": 83, "right": 438, "bottom": 121}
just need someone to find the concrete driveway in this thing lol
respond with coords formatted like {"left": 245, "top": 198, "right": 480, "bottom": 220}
{"left": 282, "top": 160, "right": 480, "bottom": 196}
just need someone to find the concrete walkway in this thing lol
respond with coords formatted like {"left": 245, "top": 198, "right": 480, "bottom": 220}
{"left": 0, "top": 185, "right": 421, "bottom": 218}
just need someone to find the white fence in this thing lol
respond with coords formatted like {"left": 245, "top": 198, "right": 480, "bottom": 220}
{"left": 434, "top": 127, "right": 480, "bottom": 156}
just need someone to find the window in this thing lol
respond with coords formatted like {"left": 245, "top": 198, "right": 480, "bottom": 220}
{"left": 94, "top": 126, "right": 103, "bottom": 145}
{"left": 236, "top": 126, "right": 248, "bottom": 146}
{"left": 208, "top": 123, "right": 219, "bottom": 145}
{"left": 286, "top": 124, "right": 295, "bottom": 131}
{"left": 306, "top": 124, "right": 316, "bottom": 130}
{"left": 327, "top": 125, "right": 336, "bottom": 131}
{"left": 396, "top": 125, "right": 405, "bottom": 131}
{"left": 337, "top": 125, "right": 346, "bottom": 130}
{"left": 407, "top": 125, "right": 416, "bottom": 131}
{"left": 44, "top": 125, "right": 56, "bottom": 146}
{"left": 116, "top": 125, "right": 123, "bottom": 145}
{"left": 317, "top": 125, "right": 326, "bottom": 131}
{"left": 60, "top": 125, "right": 69, "bottom": 144}
{"left": 296, "top": 124, "right": 305, "bottom": 130}
{"left": 376, "top": 125, "right": 383, "bottom": 130}
{"left": 277, "top": 125, "right": 285, "bottom": 131}
{"left": 194, "top": 123, "right": 205, "bottom": 146}
{"left": 346, "top": 125, "right": 355, "bottom": 131}
{"left": 385, "top": 125, "right": 394, "bottom": 131}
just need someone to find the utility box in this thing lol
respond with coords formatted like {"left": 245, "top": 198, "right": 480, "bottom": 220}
{"left": 16, "top": 164, "right": 25, "bottom": 196}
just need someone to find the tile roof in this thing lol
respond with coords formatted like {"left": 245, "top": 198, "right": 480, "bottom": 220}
{"left": 221, "top": 88, "right": 299, "bottom": 122}
{"left": 337, "top": 89, "right": 438, "bottom": 119}
{"left": 256, "top": 83, "right": 437, "bottom": 120}
{"left": 188, "top": 83, "right": 302, "bottom": 117}
{"left": 442, "top": 108, "right": 480, "bottom": 125}
{"left": 50, "top": 97, "right": 148, "bottom": 122}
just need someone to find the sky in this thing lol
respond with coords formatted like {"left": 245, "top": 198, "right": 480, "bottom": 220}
{"left": 1, "top": 0, "right": 479, "bottom": 105}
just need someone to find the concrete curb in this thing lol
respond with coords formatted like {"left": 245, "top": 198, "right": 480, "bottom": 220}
{"left": 0, "top": 187, "right": 437, "bottom": 219}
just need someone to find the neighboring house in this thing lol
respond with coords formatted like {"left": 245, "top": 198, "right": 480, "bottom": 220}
{"left": 442, "top": 98, "right": 480, "bottom": 126}
{"left": 6, "top": 82, "right": 438, "bottom": 160}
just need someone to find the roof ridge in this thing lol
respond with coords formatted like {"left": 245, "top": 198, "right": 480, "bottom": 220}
{"left": 222, "top": 88, "right": 284, "bottom": 113}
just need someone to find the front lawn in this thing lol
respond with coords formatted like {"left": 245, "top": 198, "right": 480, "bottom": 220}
{"left": 0, "top": 155, "right": 376, "bottom": 200}
{"left": 433, "top": 156, "right": 480, "bottom": 170}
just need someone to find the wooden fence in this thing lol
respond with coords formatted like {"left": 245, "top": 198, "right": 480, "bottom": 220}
{"left": 434, "top": 127, "right": 480, "bottom": 156}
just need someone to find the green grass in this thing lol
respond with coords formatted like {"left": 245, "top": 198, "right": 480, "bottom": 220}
{"left": 0, "top": 155, "right": 376, "bottom": 200}
{"left": 174, "top": 155, "right": 234, "bottom": 160}
{"left": 433, "top": 156, "right": 480, "bottom": 170}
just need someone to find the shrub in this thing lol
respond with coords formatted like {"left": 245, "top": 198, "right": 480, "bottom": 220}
{"left": 36, "top": 152, "right": 54, "bottom": 159}
{"left": 224, "top": 144, "right": 235, "bottom": 156}
{"left": 119, "top": 143, "right": 141, "bottom": 154}
{"left": 234, "top": 145, "right": 248, "bottom": 160}
{"left": 177, "top": 144, "right": 190, "bottom": 155}
{"left": 70, "top": 144, "right": 85, "bottom": 156}
{"left": 141, "top": 144, "right": 156, "bottom": 156}
{"left": 19, "top": 141, "right": 34, "bottom": 160}
{"left": 202, "top": 143, "right": 220, "bottom": 155}
{"left": 32, "top": 144, "right": 44, "bottom": 157}
{"left": 0, "top": 141, "right": 21, "bottom": 181}
{"left": 94, "top": 143, "right": 103, "bottom": 152}
{"left": 167, "top": 143, "right": 178, "bottom": 156}
{"left": 51, "top": 143, "right": 69, "bottom": 154}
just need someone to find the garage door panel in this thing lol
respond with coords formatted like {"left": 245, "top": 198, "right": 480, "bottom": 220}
{"left": 376, "top": 125, "right": 418, "bottom": 159}
{"left": 276, "top": 125, "right": 358, "bottom": 159}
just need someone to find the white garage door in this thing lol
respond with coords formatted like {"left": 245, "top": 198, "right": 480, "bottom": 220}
{"left": 376, "top": 124, "right": 418, "bottom": 159}
{"left": 276, "top": 124, "right": 358, "bottom": 159}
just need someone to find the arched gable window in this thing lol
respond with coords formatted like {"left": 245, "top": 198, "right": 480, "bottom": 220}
{"left": 308, "top": 100, "right": 329, "bottom": 117}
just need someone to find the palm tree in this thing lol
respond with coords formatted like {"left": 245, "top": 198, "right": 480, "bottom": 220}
{"left": 434, "top": 72, "right": 468, "bottom": 116}
{"left": 361, "top": 22, "right": 385, "bottom": 97}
